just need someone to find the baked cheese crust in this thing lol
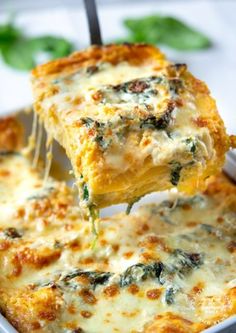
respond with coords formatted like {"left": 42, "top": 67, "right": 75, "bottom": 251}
{"left": 31, "top": 44, "right": 230, "bottom": 209}
{"left": 0, "top": 124, "right": 235, "bottom": 332}
{"left": 0, "top": 117, "right": 23, "bottom": 152}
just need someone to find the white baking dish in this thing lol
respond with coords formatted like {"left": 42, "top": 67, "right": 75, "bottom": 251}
{"left": 0, "top": 110, "right": 235, "bottom": 333}
{"left": 0, "top": 314, "right": 18, "bottom": 333}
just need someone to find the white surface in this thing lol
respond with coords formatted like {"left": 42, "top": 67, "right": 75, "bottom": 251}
{"left": 0, "top": 0, "right": 236, "bottom": 134}
{"left": 203, "top": 316, "right": 236, "bottom": 333}
{"left": 0, "top": 314, "right": 17, "bottom": 333}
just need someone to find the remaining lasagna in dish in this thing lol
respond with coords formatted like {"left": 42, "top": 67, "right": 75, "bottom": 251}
{"left": 31, "top": 43, "right": 231, "bottom": 209}
{"left": 0, "top": 117, "right": 235, "bottom": 333}
{"left": 0, "top": 117, "right": 23, "bottom": 152}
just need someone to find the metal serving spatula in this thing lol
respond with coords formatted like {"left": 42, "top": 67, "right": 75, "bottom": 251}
{"left": 83, "top": 0, "right": 103, "bottom": 45}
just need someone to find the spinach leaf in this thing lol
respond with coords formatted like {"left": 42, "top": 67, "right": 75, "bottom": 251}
{"left": 165, "top": 286, "right": 178, "bottom": 305}
{"left": 185, "top": 137, "right": 197, "bottom": 153}
{"left": 140, "top": 113, "right": 171, "bottom": 130}
{"left": 0, "top": 21, "right": 73, "bottom": 70}
{"left": 126, "top": 196, "right": 142, "bottom": 215}
{"left": 81, "top": 117, "right": 111, "bottom": 151}
{"left": 27, "top": 36, "right": 73, "bottom": 60}
{"left": 94, "top": 135, "right": 111, "bottom": 150}
{"left": 121, "top": 15, "right": 211, "bottom": 51}
{"left": 60, "top": 269, "right": 113, "bottom": 290}
{"left": 1, "top": 39, "right": 35, "bottom": 70}
{"left": 81, "top": 117, "right": 95, "bottom": 128}
{"left": 159, "top": 249, "right": 203, "bottom": 285}
{"left": 0, "top": 22, "right": 21, "bottom": 46}
{"left": 120, "top": 262, "right": 163, "bottom": 287}
{"left": 170, "top": 161, "right": 182, "bottom": 186}
{"left": 82, "top": 182, "right": 89, "bottom": 202}
{"left": 88, "top": 205, "right": 99, "bottom": 248}
{"left": 37, "top": 250, "right": 202, "bottom": 306}
{"left": 171, "top": 249, "right": 203, "bottom": 275}
{"left": 0, "top": 150, "right": 20, "bottom": 156}
{"left": 175, "top": 195, "right": 205, "bottom": 208}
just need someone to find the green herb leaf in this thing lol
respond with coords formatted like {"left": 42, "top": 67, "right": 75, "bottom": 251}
{"left": 185, "top": 137, "right": 197, "bottom": 153}
{"left": 140, "top": 114, "right": 172, "bottom": 130}
{"left": 27, "top": 36, "right": 73, "bottom": 59}
{"left": 0, "top": 21, "right": 74, "bottom": 71}
{"left": 60, "top": 269, "right": 113, "bottom": 290}
{"left": 170, "top": 161, "right": 182, "bottom": 186}
{"left": 120, "top": 262, "right": 163, "bottom": 287}
{"left": 82, "top": 182, "right": 89, "bottom": 202}
{"left": 0, "top": 22, "right": 21, "bottom": 47}
{"left": 122, "top": 15, "right": 211, "bottom": 51}
{"left": 1, "top": 39, "right": 35, "bottom": 70}
{"left": 165, "top": 286, "right": 178, "bottom": 304}
{"left": 126, "top": 196, "right": 142, "bottom": 215}
{"left": 81, "top": 117, "right": 95, "bottom": 128}
{"left": 88, "top": 205, "right": 99, "bottom": 249}
{"left": 0, "top": 151, "right": 20, "bottom": 156}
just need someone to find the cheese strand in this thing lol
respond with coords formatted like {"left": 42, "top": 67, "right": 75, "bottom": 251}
{"left": 43, "top": 135, "right": 53, "bottom": 185}
{"left": 32, "top": 120, "right": 43, "bottom": 169}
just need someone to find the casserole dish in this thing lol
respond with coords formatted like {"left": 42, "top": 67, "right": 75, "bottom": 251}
{"left": 0, "top": 110, "right": 235, "bottom": 333}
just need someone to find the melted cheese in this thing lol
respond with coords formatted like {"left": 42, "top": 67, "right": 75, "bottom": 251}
{"left": 31, "top": 44, "right": 230, "bottom": 209}
{"left": 33, "top": 119, "right": 43, "bottom": 168}
{"left": 43, "top": 136, "right": 53, "bottom": 184}
{"left": 0, "top": 152, "right": 235, "bottom": 333}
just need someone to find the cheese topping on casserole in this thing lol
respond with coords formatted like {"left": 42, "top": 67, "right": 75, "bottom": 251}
{"left": 31, "top": 44, "right": 230, "bottom": 209}
{"left": 0, "top": 149, "right": 235, "bottom": 333}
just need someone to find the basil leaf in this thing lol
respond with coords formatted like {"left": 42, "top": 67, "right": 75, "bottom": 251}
{"left": 170, "top": 161, "right": 182, "bottom": 186}
{"left": 1, "top": 39, "right": 35, "bottom": 70}
{"left": 158, "top": 17, "right": 211, "bottom": 50}
{"left": 27, "top": 36, "right": 73, "bottom": 59}
{"left": 123, "top": 15, "right": 211, "bottom": 50}
{"left": 124, "top": 16, "right": 164, "bottom": 44}
{"left": 0, "top": 22, "right": 21, "bottom": 46}
{"left": 0, "top": 21, "right": 74, "bottom": 71}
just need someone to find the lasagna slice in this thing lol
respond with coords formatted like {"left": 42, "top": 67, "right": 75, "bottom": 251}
{"left": 31, "top": 44, "right": 231, "bottom": 209}
{"left": 0, "top": 121, "right": 235, "bottom": 333}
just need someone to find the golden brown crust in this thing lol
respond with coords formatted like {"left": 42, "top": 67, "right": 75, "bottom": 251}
{"left": 143, "top": 312, "right": 206, "bottom": 333}
{"left": 203, "top": 172, "right": 236, "bottom": 212}
{"left": 177, "top": 72, "right": 230, "bottom": 193}
{"left": 32, "top": 43, "right": 167, "bottom": 78}
{"left": 230, "top": 135, "right": 236, "bottom": 148}
{"left": 188, "top": 73, "right": 230, "bottom": 157}
{"left": 0, "top": 117, "right": 24, "bottom": 151}
{"left": 195, "top": 287, "right": 236, "bottom": 328}
{"left": 0, "top": 287, "right": 61, "bottom": 333}
{"left": 143, "top": 288, "right": 236, "bottom": 333}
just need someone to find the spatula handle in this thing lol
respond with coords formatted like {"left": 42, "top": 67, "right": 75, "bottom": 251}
{"left": 83, "top": 0, "right": 103, "bottom": 45}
